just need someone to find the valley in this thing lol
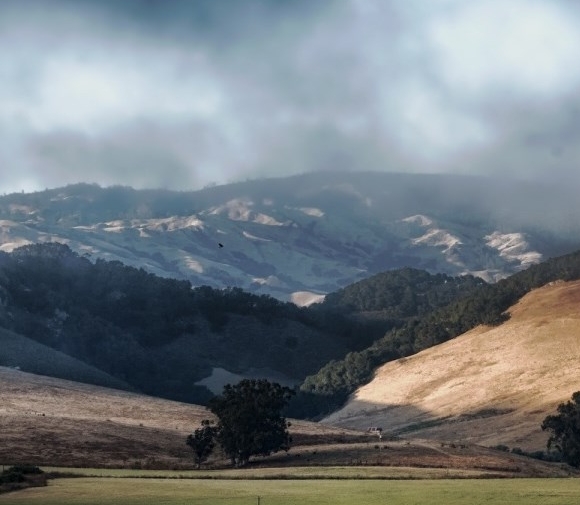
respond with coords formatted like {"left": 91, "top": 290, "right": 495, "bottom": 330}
{"left": 1, "top": 174, "right": 580, "bottom": 489}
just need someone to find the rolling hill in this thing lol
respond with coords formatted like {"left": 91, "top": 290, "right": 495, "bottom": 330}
{"left": 323, "top": 279, "right": 580, "bottom": 451}
{"left": 0, "top": 367, "right": 573, "bottom": 477}
{"left": 0, "top": 243, "right": 489, "bottom": 406}
{"left": 0, "top": 327, "right": 132, "bottom": 391}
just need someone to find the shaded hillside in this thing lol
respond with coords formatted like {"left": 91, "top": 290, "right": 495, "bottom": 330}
{"left": 323, "top": 280, "right": 580, "bottom": 452}
{"left": 319, "top": 267, "right": 485, "bottom": 334}
{"left": 302, "top": 248, "right": 580, "bottom": 411}
{"left": 322, "top": 268, "right": 485, "bottom": 314}
{"left": 0, "top": 327, "right": 132, "bottom": 391}
{"left": 0, "top": 243, "right": 493, "bottom": 407}
{"left": 0, "top": 243, "right": 356, "bottom": 403}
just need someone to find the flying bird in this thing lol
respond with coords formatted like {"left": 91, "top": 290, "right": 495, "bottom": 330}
{"left": 218, "top": 243, "right": 224, "bottom": 248}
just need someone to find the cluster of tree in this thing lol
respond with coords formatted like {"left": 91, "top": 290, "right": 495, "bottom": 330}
{"left": 187, "top": 379, "right": 294, "bottom": 468}
{"left": 0, "top": 465, "right": 45, "bottom": 493}
{"left": 542, "top": 391, "right": 580, "bottom": 467}
{"left": 300, "top": 249, "right": 580, "bottom": 416}
{"left": 321, "top": 267, "right": 485, "bottom": 317}
{"left": 0, "top": 245, "right": 282, "bottom": 401}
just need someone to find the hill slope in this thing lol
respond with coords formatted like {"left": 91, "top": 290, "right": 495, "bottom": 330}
{"left": 0, "top": 327, "right": 132, "bottom": 391}
{"left": 0, "top": 367, "right": 573, "bottom": 476}
{"left": 0, "top": 243, "right": 491, "bottom": 406}
{"left": 323, "top": 280, "right": 580, "bottom": 451}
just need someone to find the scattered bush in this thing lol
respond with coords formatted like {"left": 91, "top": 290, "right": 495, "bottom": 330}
{"left": 0, "top": 465, "right": 46, "bottom": 493}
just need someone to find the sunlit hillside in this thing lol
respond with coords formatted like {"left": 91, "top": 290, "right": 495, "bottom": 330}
{"left": 0, "top": 367, "right": 572, "bottom": 476}
{"left": 324, "top": 280, "right": 580, "bottom": 451}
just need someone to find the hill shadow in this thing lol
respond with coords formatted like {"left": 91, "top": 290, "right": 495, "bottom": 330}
{"left": 320, "top": 399, "right": 525, "bottom": 446}
{"left": 0, "top": 328, "right": 133, "bottom": 391}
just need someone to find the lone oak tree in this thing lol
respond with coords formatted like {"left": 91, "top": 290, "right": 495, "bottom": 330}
{"left": 209, "top": 379, "right": 295, "bottom": 467}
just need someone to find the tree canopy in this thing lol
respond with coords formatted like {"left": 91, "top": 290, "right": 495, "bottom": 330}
{"left": 542, "top": 391, "right": 580, "bottom": 467}
{"left": 209, "top": 379, "right": 295, "bottom": 467}
{"left": 186, "top": 420, "right": 217, "bottom": 469}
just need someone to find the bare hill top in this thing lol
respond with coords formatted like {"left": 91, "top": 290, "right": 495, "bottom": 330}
{"left": 323, "top": 280, "right": 580, "bottom": 451}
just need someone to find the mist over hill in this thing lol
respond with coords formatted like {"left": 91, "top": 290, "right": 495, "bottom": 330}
{"left": 1, "top": 172, "right": 578, "bottom": 302}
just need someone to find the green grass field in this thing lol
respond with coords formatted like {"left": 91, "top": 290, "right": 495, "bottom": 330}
{"left": 2, "top": 477, "right": 580, "bottom": 505}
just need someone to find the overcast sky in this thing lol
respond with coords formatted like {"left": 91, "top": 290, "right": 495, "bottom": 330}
{"left": 2, "top": 0, "right": 580, "bottom": 194}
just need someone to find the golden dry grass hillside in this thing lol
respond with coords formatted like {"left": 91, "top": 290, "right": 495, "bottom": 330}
{"left": 323, "top": 280, "right": 580, "bottom": 451}
{"left": 1, "top": 366, "right": 574, "bottom": 476}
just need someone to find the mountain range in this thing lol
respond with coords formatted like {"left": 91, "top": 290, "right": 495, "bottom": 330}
{"left": 2, "top": 171, "right": 580, "bottom": 460}
{"left": 1, "top": 172, "right": 578, "bottom": 302}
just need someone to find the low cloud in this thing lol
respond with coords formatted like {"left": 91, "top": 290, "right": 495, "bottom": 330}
{"left": 2, "top": 0, "right": 580, "bottom": 193}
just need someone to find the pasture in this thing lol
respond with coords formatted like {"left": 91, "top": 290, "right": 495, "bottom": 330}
{"left": 2, "top": 477, "right": 580, "bottom": 505}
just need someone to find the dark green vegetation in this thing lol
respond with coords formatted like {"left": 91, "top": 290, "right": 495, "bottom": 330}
{"left": 0, "top": 465, "right": 46, "bottom": 494}
{"left": 0, "top": 243, "right": 483, "bottom": 407}
{"left": 542, "top": 391, "right": 580, "bottom": 467}
{"left": 186, "top": 420, "right": 216, "bottom": 469}
{"left": 4, "top": 242, "right": 580, "bottom": 418}
{"left": 0, "top": 243, "right": 353, "bottom": 403}
{"left": 204, "top": 379, "right": 295, "bottom": 467}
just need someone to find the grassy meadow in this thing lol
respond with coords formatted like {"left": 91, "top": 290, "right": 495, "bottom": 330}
{"left": 2, "top": 477, "right": 580, "bottom": 505}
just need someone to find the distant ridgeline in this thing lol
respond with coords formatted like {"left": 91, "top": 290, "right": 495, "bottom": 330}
{"left": 1, "top": 242, "right": 580, "bottom": 417}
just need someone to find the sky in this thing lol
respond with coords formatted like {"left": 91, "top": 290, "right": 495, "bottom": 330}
{"left": 2, "top": 0, "right": 580, "bottom": 194}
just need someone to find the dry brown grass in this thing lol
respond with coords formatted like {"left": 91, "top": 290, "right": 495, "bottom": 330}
{"left": 324, "top": 280, "right": 580, "bottom": 452}
{"left": 0, "top": 366, "right": 574, "bottom": 477}
{"left": 0, "top": 367, "right": 366, "bottom": 469}
{"left": 5, "top": 279, "right": 580, "bottom": 477}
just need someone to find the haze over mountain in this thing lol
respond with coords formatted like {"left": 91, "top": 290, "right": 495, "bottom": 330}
{"left": 2, "top": 0, "right": 580, "bottom": 199}
{"left": 1, "top": 172, "right": 578, "bottom": 302}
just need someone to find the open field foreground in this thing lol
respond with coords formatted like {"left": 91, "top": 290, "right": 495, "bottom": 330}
{"left": 2, "top": 477, "right": 580, "bottom": 505}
